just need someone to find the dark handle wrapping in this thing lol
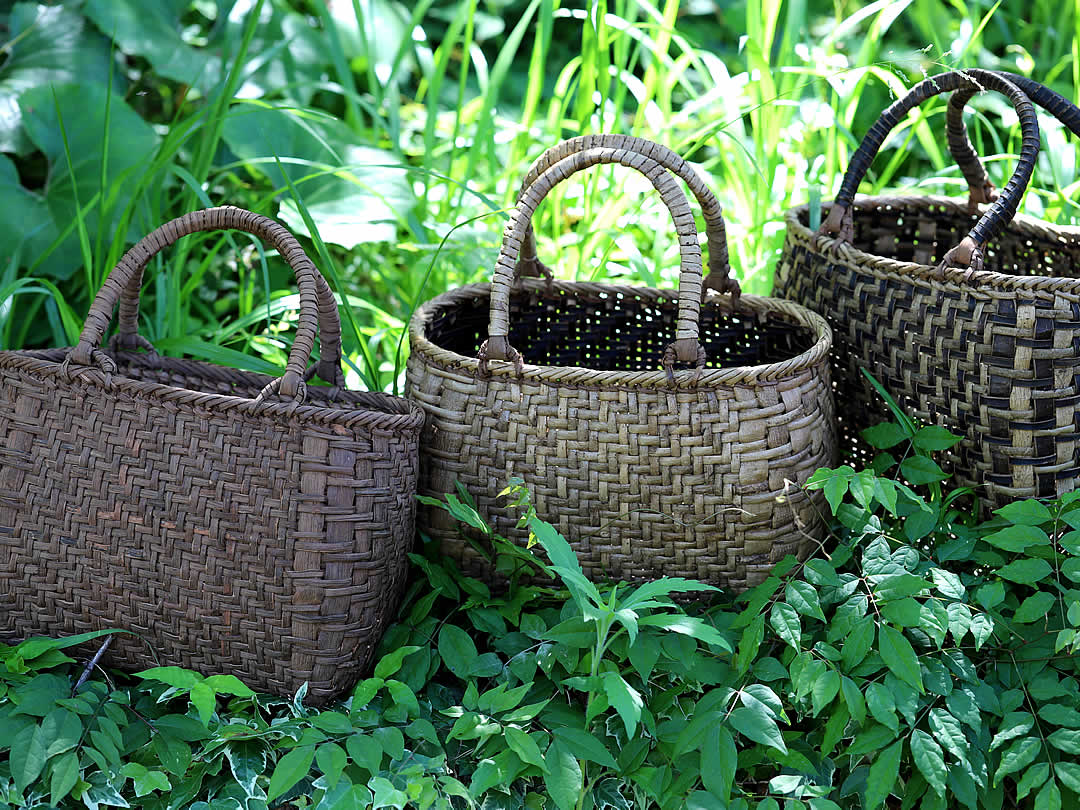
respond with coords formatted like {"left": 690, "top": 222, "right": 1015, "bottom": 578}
{"left": 514, "top": 133, "right": 738, "bottom": 298}
{"left": 946, "top": 71, "right": 1080, "bottom": 206}
{"left": 822, "top": 69, "right": 1040, "bottom": 271}
{"left": 484, "top": 144, "right": 713, "bottom": 373}
{"left": 68, "top": 206, "right": 344, "bottom": 402}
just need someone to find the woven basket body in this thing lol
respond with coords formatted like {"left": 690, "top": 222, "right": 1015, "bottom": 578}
{"left": 0, "top": 208, "right": 423, "bottom": 702}
{"left": 408, "top": 139, "right": 836, "bottom": 592}
{"left": 772, "top": 70, "right": 1080, "bottom": 506}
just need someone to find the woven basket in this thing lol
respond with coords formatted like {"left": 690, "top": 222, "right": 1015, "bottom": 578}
{"left": 772, "top": 69, "right": 1080, "bottom": 507}
{"left": 407, "top": 136, "right": 836, "bottom": 592}
{"left": 0, "top": 207, "right": 424, "bottom": 702}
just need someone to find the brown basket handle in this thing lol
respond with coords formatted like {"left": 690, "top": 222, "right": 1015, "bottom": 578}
{"left": 484, "top": 145, "right": 710, "bottom": 373}
{"left": 67, "top": 206, "right": 344, "bottom": 402}
{"left": 514, "top": 134, "right": 737, "bottom": 297}
{"left": 946, "top": 71, "right": 1080, "bottom": 208}
{"left": 822, "top": 69, "right": 1040, "bottom": 272}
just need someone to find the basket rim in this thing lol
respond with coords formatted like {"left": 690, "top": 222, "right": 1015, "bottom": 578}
{"left": 0, "top": 349, "right": 426, "bottom": 431}
{"left": 785, "top": 194, "right": 1080, "bottom": 292}
{"left": 408, "top": 279, "right": 833, "bottom": 388}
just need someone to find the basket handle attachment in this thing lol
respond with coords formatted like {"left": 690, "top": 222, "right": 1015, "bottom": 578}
{"left": 820, "top": 69, "right": 1039, "bottom": 274}
{"left": 512, "top": 134, "right": 738, "bottom": 298}
{"left": 65, "top": 206, "right": 344, "bottom": 403}
{"left": 483, "top": 145, "right": 718, "bottom": 378}
{"left": 946, "top": 71, "right": 1080, "bottom": 208}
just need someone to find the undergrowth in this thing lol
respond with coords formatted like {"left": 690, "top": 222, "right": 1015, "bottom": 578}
{"left": 4, "top": 404, "right": 1080, "bottom": 809}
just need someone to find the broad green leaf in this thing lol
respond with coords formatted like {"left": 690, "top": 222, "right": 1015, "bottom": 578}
{"left": 346, "top": 733, "right": 382, "bottom": 774}
{"left": 735, "top": 615, "right": 766, "bottom": 675}
{"left": 811, "top": 670, "right": 840, "bottom": 717}
{"left": 225, "top": 740, "right": 265, "bottom": 799}
{"left": 42, "top": 709, "right": 82, "bottom": 758}
{"left": 911, "top": 730, "right": 946, "bottom": 796}
{"left": 550, "top": 727, "right": 618, "bottom": 770}
{"left": 879, "top": 625, "right": 923, "bottom": 693}
{"left": 770, "top": 602, "right": 801, "bottom": 649}
{"left": 1048, "top": 728, "right": 1080, "bottom": 754}
{"left": 1035, "top": 779, "right": 1061, "bottom": 810}
{"left": 1018, "top": 763, "right": 1051, "bottom": 801}
{"left": 49, "top": 751, "right": 80, "bottom": 805}
{"left": 841, "top": 621, "right": 875, "bottom": 668}
{"left": 316, "top": 743, "right": 348, "bottom": 790}
{"left": 505, "top": 728, "right": 548, "bottom": 772}
{"left": 947, "top": 602, "right": 972, "bottom": 643}
{"left": 1055, "top": 762, "right": 1080, "bottom": 794}
{"left": 636, "top": 614, "right": 732, "bottom": 651}
{"left": 543, "top": 740, "right": 583, "bottom": 810}
{"left": 202, "top": 675, "right": 256, "bottom": 697}
{"left": 862, "top": 422, "right": 909, "bottom": 449}
{"left": 1015, "top": 592, "right": 1057, "bottom": 623}
{"left": 602, "top": 672, "right": 643, "bottom": 738}
{"left": 134, "top": 667, "right": 202, "bottom": 690}
{"left": 438, "top": 625, "right": 479, "bottom": 679}
{"left": 969, "top": 613, "right": 994, "bottom": 650}
{"left": 10, "top": 723, "right": 47, "bottom": 795}
{"left": 729, "top": 701, "right": 787, "bottom": 754}
{"left": 882, "top": 598, "right": 923, "bottom": 627}
{"left": 995, "top": 737, "right": 1041, "bottom": 784}
{"left": 673, "top": 709, "right": 722, "bottom": 758}
{"left": 786, "top": 581, "right": 826, "bottom": 621}
{"left": 865, "top": 739, "right": 903, "bottom": 808}
{"left": 912, "top": 425, "right": 963, "bottom": 451}
{"left": 369, "top": 775, "right": 409, "bottom": 809}
{"left": 131, "top": 769, "right": 171, "bottom": 797}
{"left": 267, "top": 745, "right": 316, "bottom": 801}
{"left": 841, "top": 676, "right": 866, "bottom": 726}
{"left": 983, "top": 525, "right": 1048, "bottom": 553}
{"left": 995, "top": 499, "right": 1052, "bottom": 525}
{"left": 929, "top": 709, "right": 968, "bottom": 762}
{"left": 1039, "top": 703, "right": 1080, "bottom": 728}
{"left": 930, "top": 568, "right": 965, "bottom": 600}
{"left": 900, "top": 456, "right": 948, "bottom": 484}
{"left": 998, "top": 559, "right": 1053, "bottom": 585}
{"left": 875, "top": 574, "right": 932, "bottom": 601}
{"left": 701, "top": 726, "right": 737, "bottom": 803}
{"left": 920, "top": 601, "right": 949, "bottom": 647}
{"left": 866, "top": 683, "right": 898, "bottom": 733}
{"left": 373, "top": 726, "right": 405, "bottom": 761}
{"left": 190, "top": 682, "right": 216, "bottom": 726}
{"left": 991, "top": 712, "right": 1035, "bottom": 750}
{"left": 806, "top": 466, "right": 854, "bottom": 513}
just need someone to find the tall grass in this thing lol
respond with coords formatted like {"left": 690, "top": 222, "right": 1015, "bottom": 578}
{"left": 3, "top": 0, "right": 1080, "bottom": 392}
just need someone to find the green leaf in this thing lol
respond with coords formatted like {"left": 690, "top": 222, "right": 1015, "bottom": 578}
{"left": 912, "top": 426, "right": 963, "bottom": 451}
{"left": 879, "top": 625, "right": 923, "bottom": 693}
{"left": 862, "top": 422, "right": 910, "bottom": 449}
{"left": 636, "top": 614, "right": 732, "bottom": 651}
{"left": 1055, "top": 762, "right": 1080, "bottom": 794}
{"left": 930, "top": 568, "right": 965, "bottom": 600}
{"left": 786, "top": 581, "right": 825, "bottom": 621}
{"left": 267, "top": 744, "right": 316, "bottom": 802}
{"left": 701, "top": 726, "right": 737, "bottom": 803}
{"left": 811, "top": 670, "right": 841, "bottom": 717}
{"left": 602, "top": 671, "right": 643, "bottom": 738}
{"left": 132, "top": 769, "right": 171, "bottom": 797}
{"left": 190, "top": 682, "right": 216, "bottom": 726}
{"left": 225, "top": 740, "right": 265, "bottom": 799}
{"left": 998, "top": 559, "right": 1053, "bottom": 585}
{"left": 841, "top": 676, "right": 867, "bottom": 726}
{"left": 202, "top": 674, "right": 256, "bottom": 697}
{"left": 991, "top": 712, "right": 1035, "bottom": 750}
{"left": 373, "top": 726, "right": 405, "bottom": 761}
{"left": 995, "top": 737, "right": 1041, "bottom": 784}
{"left": 983, "top": 525, "right": 1047, "bottom": 553}
{"left": 969, "top": 613, "right": 994, "bottom": 650}
{"left": 550, "top": 727, "right": 618, "bottom": 770}
{"left": 841, "top": 621, "right": 875, "bottom": 669}
{"left": 1035, "top": 779, "right": 1062, "bottom": 810}
{"left": 370, "top": 775, "right": 409, "bottom": 809}
{"left": 10, "top": 723, "right": 47, "bottom": 795}
{"left": 49, "top": 751, "right": 80, "bottom": 805}
{"left": 134, "top": 667, "right": 202, "bottom": 690}
{"left": 1015, "top": 592, "right": 1057, "bottom": 623}
{"left": 929, "top": 709, "right": 968, "bottom": 762}
{"left": 900, "top": 456, "right": 949, "bottom": 484}
{"left": 316, "top": 743, "right": 348, "bottom": 790}
{"left": 42, "top": 709, "right": 82, "bottom": 758}
{"left": 920, "top": 601, "right": 949, "bottom": 647}
{"left": 1019, "top": 763, "right": 1051, "bottom": 800}
{"left": 1048, "top": 728, "right": 1080, "bottom": 754}
{"left": 438, "top": 625, "right": 479, "bottom": 679}
{"left": 806, "top": 466, "right": 854, "bottom": 513}
{"left": 735, "top": 615, "right": 766, "bottom": 675}
{"left": 875, "top": 574, "right": 932, "bottom": 602}
{"left": 866, "top": 683, "right": 899, "bottom": 733}
{"left": 543, "top": 740, "right": 583, "bottom": 810}
{"left": 1039, "top": 703, "right": 1080, "bottom": 728}
{"left": 911, "top": 730, "right": 946, "bottom": 796}
{"left": 346, "top": 733, "right": 382, "bottom": 774}
{"left": 994, "top": 499, "right": 1053, "bottom": 525}
{"left": 505, "top": 728, "right": 548, "bottom": 772}
{"left": 770, "top": 603, "right": 801, "bottom": 649}
{"left": 729, "top": 701, "right": 787, "bottom": 754}
{"left": 865, "top": 739, "right": 903, "bottom": 809}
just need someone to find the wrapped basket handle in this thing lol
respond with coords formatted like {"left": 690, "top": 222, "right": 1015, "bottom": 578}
{"left": 946, "top": 71, "right": 1080, "bottom": 207}
{"left": 822, "top": 69, "right": 1040, "bottom": 272}
{"left": 514, "top": 134, "right": 737, "bottom": 298}
{"left": 67, "top": 206, "right": 344, "bottom": 402}
{"left": 484, "top": 145, "right": 714, "bottom": 373}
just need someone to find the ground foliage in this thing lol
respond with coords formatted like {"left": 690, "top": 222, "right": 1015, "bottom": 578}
{"left": 4, "top": 400, "right": 1080, "bottom": 808}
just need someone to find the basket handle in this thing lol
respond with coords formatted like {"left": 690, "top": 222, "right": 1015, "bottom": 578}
{"left": 66, "top": 206, "right": 343, "bottom": 402}
{"left": 483, "top": 144, "right": 713, "bottom": 372}
{"left": 821, "top": 69, "right": 1040, "bottom": 272}
{"left": 513, "top": 134, "right": 738, "bottom": 298}
{"left": 945, "top": 71, "right": 1080, "bottom": 208}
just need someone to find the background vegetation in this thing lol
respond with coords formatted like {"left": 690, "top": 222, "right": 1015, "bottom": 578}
{"left": 4, "top": 1, "right": 1080, "bottom": 808}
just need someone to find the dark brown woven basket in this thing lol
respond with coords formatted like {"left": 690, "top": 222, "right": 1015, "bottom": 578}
{"left": 0, "top": 207, "right": 424, "bottom": 702}
{"left": 407, "top": 136, "right": 836, "bottom": 592}
{"left": 773, "top": 69, "right": 1080, "bottom": 506}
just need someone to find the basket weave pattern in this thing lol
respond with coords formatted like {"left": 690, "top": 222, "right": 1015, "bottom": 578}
{"left": 409, "top": 138, "right": 836, "bottom": 591}
{"left": 0, "top": 207, "right": 423, "bottom": 701}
